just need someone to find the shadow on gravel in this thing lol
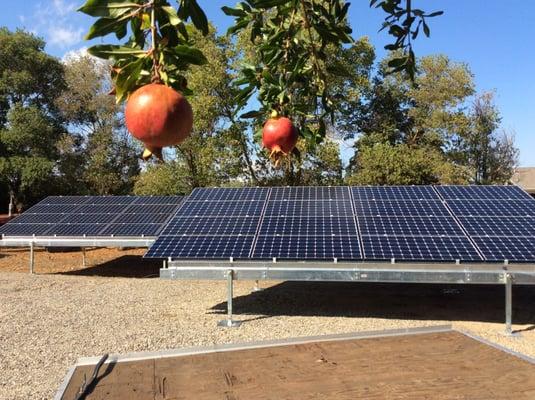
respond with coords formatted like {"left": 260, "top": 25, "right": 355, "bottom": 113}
{"left": 211, "top": 281, "right": 535, "bottom": 325}
{"left": 56, "top": 255, "right": 161, "bottom": 278}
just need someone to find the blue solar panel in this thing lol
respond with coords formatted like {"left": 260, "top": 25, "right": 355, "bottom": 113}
{"left": 124, "top": 204, "right": 179, "bottom": 214}
{"left": 145, "top": 235, "right": 255, "bottom": 259}
{"left": 178, "top": 201, "right": 264, "bottom": 217}
{"left": 435, "top": 185, "right": 531, "bottom": 200}
{"left": 40, "top": 196, "right": 90, "bottom": 204}
{"left": 112, "top": 213, "right": 172, "bottom": 224}
{"left": 132, "top": 196, "right": 184, "bottom": 205}
{"left": 259, "top": 217, "right": 358, "bottom": 236}
{"left": 47, "top": 224, "right": 106, "bottom": 236}
{"left": 252, "top": 235, "right": 361, "bottom": 260}
{"left": 362, "top": 235, "right": 482, "bottom": 261}
{"left": 448, "top": 200, "right": 535, "bottom": 217}
{"left": 75, "top": 204, "right": 131, "bottom": 214}
{"left": 25, "top": 204, "right": 83, "bottom": 214}
{"left": 458, "top": 216, "right": 535, "bottom": 237}
{"left": 7, "top": 213, "right": 67, "bottom": 224}
{"left": 352, "top": 186, "right": 439, "bottom": 201}
{"left": 0, "top": 224, "right": 54, "bottom": 236}
{"left": 161, "top": 217, "right": 260, "bottom": 236}
{"left": 359, "top": 216, "right": 464, "bottom": 236}
{"left": 100, "top": 224, "right": 162, "bottom": 236}
{"left": 270, "top": 186, "right": 349, "bottom": 200}
{"left": 354, "top": 200, "right": 450, "bottom": 217}
{"left": 188, "top": 187, "right": 269, "bottom": 202}
{"left": 59, "top": 213, "right": 117, "bottom": 224}
{"left": 83, "top": 196, "right": 137, "bottom": 205}
{"left": 472, "top": 237, "right": 535, "bottom": 262}
{"left": 265, "top": 200, "right": 353, "bottom": 217}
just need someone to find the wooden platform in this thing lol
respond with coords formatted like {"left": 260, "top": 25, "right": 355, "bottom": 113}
{"left": 58, "top": 328, "right": 535, "bottom": 400}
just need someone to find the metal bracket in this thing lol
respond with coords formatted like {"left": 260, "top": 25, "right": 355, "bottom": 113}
{"left": 218, "top": 270, "right": 242, "bottom": 328}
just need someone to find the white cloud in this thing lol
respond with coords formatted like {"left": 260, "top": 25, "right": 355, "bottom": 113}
{"left": 23, "top": 0, "right": 84, "bottom": 50}
{"left": 48, "top": 26, "right": 84, "bottom": 48}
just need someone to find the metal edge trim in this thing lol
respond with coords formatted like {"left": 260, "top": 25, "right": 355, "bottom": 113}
{"left": 53, "top": 366, "right": 76, "bottom": 400}
{"left": 458, "top": 329, "right": 535, "bottom": 365}
{"left": 73, "top": 324, "right": 452, "bottom": 367}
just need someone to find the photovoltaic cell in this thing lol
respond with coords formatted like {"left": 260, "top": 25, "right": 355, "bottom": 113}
{"left": 252, "top": 235, "right": 361, "bottom": 260}
{"left": 259, "top": 216, "right": 358, "bottom": 237}
{"left": 7, "top": 213, "right": 68, "bottom": 224}
{"left": 40, "top": 196, "right": 91, "bottom": 205}
{"left": 358, "top": 216, "right": 464, "bottom": 237}
{"left": 188, "top": 187, "right": 269, "bottom": 202}
{"left": 435, "top": 185, "right": 531, "bottom": 200}
{"left": 112, "top": 213, "right": 172, "bottom": 224}
{"left": 178, "top": 201, "right": 264, "bottom": 217}
{"left": 354, "top": 200, "right": 450, "bottom": 217}
{"left": 0, "top": 224, "right": 54, "bottom": 236}
{"left": 145, "top": 235, "right": 255, "bottom": 259}
{"left": 265, "top": 200, "right": 353, "bottom": 217}
{"left": 269, "top": 186, "right": 349, "bottom": 201}
{"left": 458, "top": 216, "right": 535, "bottom": 237}
{"left": 161, "top": 217, "right": 260, "bottom": 236}
{"left": 124, "top": 204, "right": 179, "bottom": 215}
{"left": 75, "top": 204, "right": 132, "bottom": 214}
{"left": 447, "top": 200, "right": 535, "bottom": 217}
{"left": 352, "top": 186, "right": 439, "bottom": 201}
{"left": 59, "top": 213, "right": 117, "bottom": 224}
{"left": 47, "top": 224, "right": 107, "bottom": 236}
{"left": 362, "top": 235, "right": 482, "bottom": 261}
{"left": 100, "top": 224, "right": 162, "bottom": 237}
{"left": 472, "top": 237, "right": 535, "bottom": 262}
{"left": 24, "top": 204, "right": 83, "bottom": 214}
{"left": 82, "top": 196, "right": 137, "bottom": 205}
{"left": 132, "top": 196, "right": 184, "bottom": 205}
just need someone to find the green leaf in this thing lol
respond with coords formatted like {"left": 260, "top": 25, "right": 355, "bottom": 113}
{"left": 162, "top": 6, "right": 182, "bottom": 26}
{"left": 171, "top": 45, "right": 207, "bottom": 65}
{"left": 426, "top": 11, "right": 444, "bottom": 17}
{"left": 78, "top": 0, "right": 140, "bottom": 18}
{"left": 84, "top": 16, "right": 129, "bottom": 40}
{"left": 221, "top": 6, "right": 245, "bottom": 17}
{"left": 87, "top": 44, "right": 146, "bottom": 60}
{"left": 253, "top": 0, "right": 292, "bottom": 9}
{"left": 239, "top": 110, "right": 264, "bottom": 119}
{"left": 187, "top": 0, "right": 209, "bottom": 35}
{"left": 423, "top": 20, "right": 430, "bottom": 37}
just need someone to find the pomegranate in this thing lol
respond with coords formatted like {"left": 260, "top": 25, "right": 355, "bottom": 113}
{"left": 125, "top": 83, "right": 193, "bottom": 160}
{"left": 262, "top": 113, "right": 298, "bottom": 165}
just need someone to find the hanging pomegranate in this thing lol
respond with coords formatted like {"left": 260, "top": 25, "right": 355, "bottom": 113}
{"left": 125, "top": 83, "right": 193, "bottom": 161}
{"left": 262, "top": 112, "right": 298, "bottom": 165}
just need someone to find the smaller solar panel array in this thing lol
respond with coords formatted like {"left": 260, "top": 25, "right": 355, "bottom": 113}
{"left": 0, "top": 196, "right": 183, "bottom": 237}
{"left": 437, "top": 185, "right": 535, "bottom": 261}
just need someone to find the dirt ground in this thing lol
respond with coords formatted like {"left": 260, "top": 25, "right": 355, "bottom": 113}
{"left": 0, "top": 246, "right": 534, "bottom": 399}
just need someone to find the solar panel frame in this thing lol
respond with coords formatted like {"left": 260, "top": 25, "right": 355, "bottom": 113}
{"left": 0, "top": 223, "right": 55, "bottom": 236}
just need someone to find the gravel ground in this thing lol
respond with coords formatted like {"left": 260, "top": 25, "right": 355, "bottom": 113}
{"left": 0, "top": 248, "right": 534, "bottom": 399}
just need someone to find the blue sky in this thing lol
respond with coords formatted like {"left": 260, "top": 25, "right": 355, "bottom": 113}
{"left": 1, "top": 1, "right": 534, "bottom": 166}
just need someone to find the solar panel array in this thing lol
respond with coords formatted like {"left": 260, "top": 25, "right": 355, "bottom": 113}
{"left": 0, "top": 196, "right": 183, "bottom": 237}
{"left": 146, "top": 185, "right": 535, "bottom": 262}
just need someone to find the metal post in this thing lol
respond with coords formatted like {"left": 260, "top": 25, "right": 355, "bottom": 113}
{"left": 218, "top": 270, "right": 241, "bottom": 327}
{"left": 29, "top": 242, "right": 34, "bottom": 274}
{"left": 82, "top": 247, "right": 86, "bottom": 268}
{"left": 505, "top": 273, "right": 513, "bottom": 336}
{"left": 252, "top": 280, "right": 263, "bottom": 292}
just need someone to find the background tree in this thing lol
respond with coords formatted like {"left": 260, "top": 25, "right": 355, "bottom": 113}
{"left": 57, "top": 54, "right": 140, "bottom": 195}
{"left": 0, "top": 28, "right": 66, "bottom": 211}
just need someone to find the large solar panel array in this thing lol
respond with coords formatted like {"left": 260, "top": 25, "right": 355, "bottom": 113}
{"left": 146, "top": 185, "right": 535, "bottom": 263}
{"left": 0, "top": 196, "right": 183, "bottom": 237}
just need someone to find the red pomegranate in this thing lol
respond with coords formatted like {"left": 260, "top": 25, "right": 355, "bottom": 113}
{"left": 262, "top": 114, "right": 298, "bottom": 164}
{"left": 125, "top": 83, "right": 193, "bottom": 160}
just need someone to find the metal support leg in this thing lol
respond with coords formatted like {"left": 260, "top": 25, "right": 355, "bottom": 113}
{"left": 82, "top": 247, "right": 86, "bottom": 268}
{"left": 218, "top": 270, "right": 241, "bottom": 328}
{"left": 252, "top": 279, "right": 263, "bottom": 292}
{"left": 505, "top": 273, "right": 514, "bottom": 336}
{"left": 29, "top": 242, "right": 34, "bottom": 274}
